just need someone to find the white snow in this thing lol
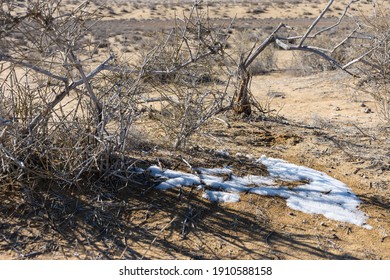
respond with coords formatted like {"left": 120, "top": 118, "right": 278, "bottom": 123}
{"left": 203, "top": 191, "right": 240, "bottom": 203}
{"left": 147, "top": 165, "right": 164, "bottom": 176}
{"left": 256, "top": 156, "right": 371, "bottom": 229}
{"left": 145, "top": 156, "right": 372, "bottom": 229}
{"left": 146, "top": 165, "right": 200, "bottom": 190}
{"left": 197, "top": 167, "right": 232, "bottom": 175}
{"left": 215, "top": 149, "right": 230, "bottom": 157}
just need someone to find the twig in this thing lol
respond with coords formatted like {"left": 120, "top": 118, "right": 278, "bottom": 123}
{"left": 352, "top": 123, "right": 376, "bottom": 141}
{"left": 298, "top": 0, "right": 334, "bottom": 47}
{"left": 214, "top": 117, "right": 231, "bottom": 128}
{"left": 265, "top": 231, "right": 274, "bottom": 245}
{"left": 0, "top": 143, "right": 26, "bottom": 170}
{"left": 0, "top": 53, "right": 68, "bottom": 82}
{"left": 141, "top": 216, "right": 177, "bottom": 260}
{"left": 244, "top": 23, "right": 287, "bottom": 69}
{"left": 342, "top": 46, "right": 378, "bottom": 70}
{"left": 180, "top": 156, "right": 195, "bottom": 172}
{"left": 119, "top": 239, "right": 129, "bottom": 259}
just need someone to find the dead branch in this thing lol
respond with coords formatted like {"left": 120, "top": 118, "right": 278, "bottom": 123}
{"left": 0, "top": 53, "right": 68, "bottom": 82}
{"left": 231, "top": 0, "right": 374, "bottom": 116}
{"left": 275, "top": 39, "right": 357, "bottom": 77}
{"left": 28, "top": 54, "right": 114, "bottom": 130}
{"left": 285, "top": 0, "right": 359, "bottom": 43}
{"left": 244, "top": 23, "right": 287, "bottom": 69}
{"left": 67, "top": 50, "right": 103, "bottom": 130}
{"left": 312, "top": 0, "right": 359, "bottom": 39}
{"left": 298, "top": 0, "right": 335, "bottom": 47}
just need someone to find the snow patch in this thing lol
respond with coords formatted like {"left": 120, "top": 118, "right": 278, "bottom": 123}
{"left": 145, "top": 156, "right": 372, "bottom": 229}
{"left": 257, "top": 156, "right": 371, "bottom": 229}
{"left": 203, "top": 191, "right": 240, "bottom": 203}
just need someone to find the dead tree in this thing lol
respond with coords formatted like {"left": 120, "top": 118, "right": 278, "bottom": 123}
{"left": 233, "top": 0, "right": 362, "bottom": 116}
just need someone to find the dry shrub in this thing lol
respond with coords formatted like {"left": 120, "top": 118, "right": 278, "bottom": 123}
{"left": 137, "top": 4, "right": 233, "bottom": 148}
{"left": 1, "top": 65, "right": 142, "bottom": 189}
{"left": 0, "top": 1, "right": 142, "bottom": 189}
{"left": 355, "top": 1, "right": 390, "bottom": 123}
{"left": 0, "top": 0, "right": 235, "bottom": 195}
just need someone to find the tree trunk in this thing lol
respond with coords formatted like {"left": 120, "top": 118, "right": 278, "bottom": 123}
{"left": 233, "top": 67, "right": 252, "bottom": 116}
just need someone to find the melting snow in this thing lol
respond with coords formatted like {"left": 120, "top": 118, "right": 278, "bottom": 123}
{"left": 147, "top": 165, "right": 200, "bottom": 190}
{"left": 203, "top": 191, "right": 240, "bottom": 203}
{"left": 145, "top": 156, "right": 372, "bottom": 229}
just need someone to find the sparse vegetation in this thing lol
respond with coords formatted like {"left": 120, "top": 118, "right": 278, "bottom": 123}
{"left": 1, "top": 0, "right": 390, "bottom": 261}
{"left": 353, "top": 3, "right": 390, "bottom": 123}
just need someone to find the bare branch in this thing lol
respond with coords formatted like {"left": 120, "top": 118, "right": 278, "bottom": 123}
{"left": 244, "top": 23, "right": 286, "bottom": 69}
{"left": 0, "top": 53, "right": 68, "bottom": 82}
{"left": 342, "top": 46, "right": 378, "bottom": 70}
{"left": 28, "top": 54, "right": 115, "bottom": 130}
{"left": 275, "top": 39, "right": 357, "bottom": 77}
{"left": 68, "top": 50, "right": 103, "bottom": 125}
{"left": 331, "top": 25, "right": 360, "bottom": 53}
{"left": 312, "top": 0, "right": 359, "bottom": 38}
{"left": 78, "top": 54, "right": 115, "bottom": 86}
{"left": 287, "top": 0, "right": 359, "bottom": 44}
{"left": 298, "top": 0, "right": 334, "bottom": 47}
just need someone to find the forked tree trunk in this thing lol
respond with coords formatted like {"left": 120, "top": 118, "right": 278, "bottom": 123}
{"left": 231, "top": 24, "right": 284, "bottom": 117}
{"left": 233, "top": 67, "right": 252, "bottom": 116}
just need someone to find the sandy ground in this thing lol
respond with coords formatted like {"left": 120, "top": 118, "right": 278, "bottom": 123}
{"left": 95, "top": 0, "right": 378, "bottom": 21}
{"left": 1, "top": 0, "right": 389, "bottom": 260}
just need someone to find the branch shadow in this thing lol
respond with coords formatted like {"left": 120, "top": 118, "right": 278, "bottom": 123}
{"left": 0, "top": 172, "right": 361, "bottom": 260}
